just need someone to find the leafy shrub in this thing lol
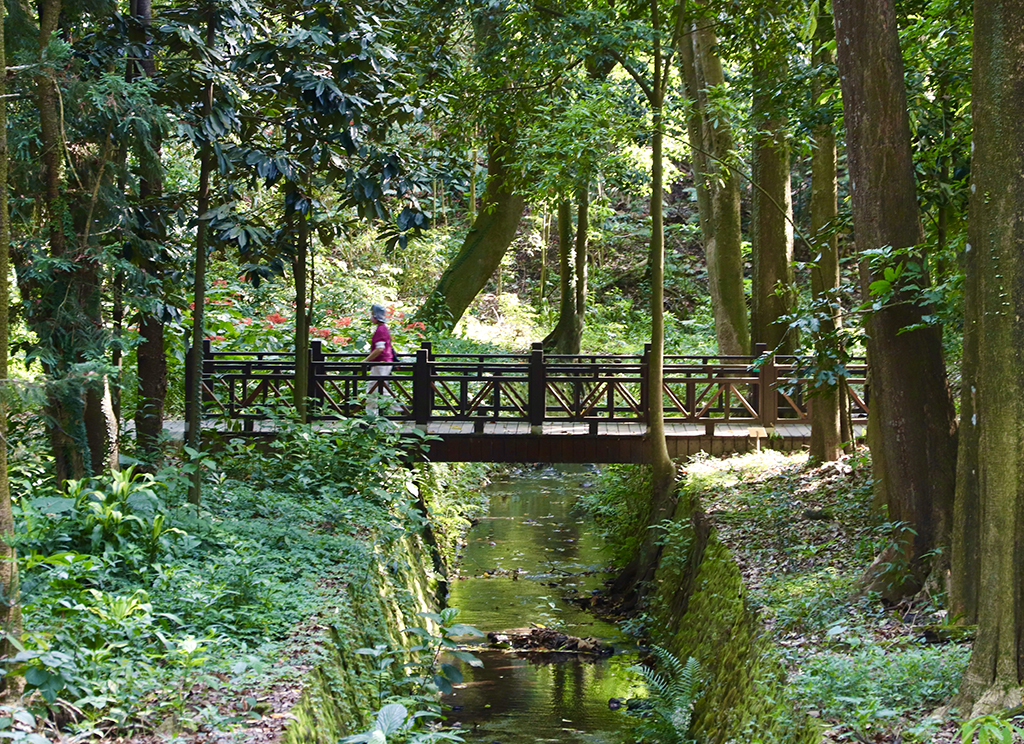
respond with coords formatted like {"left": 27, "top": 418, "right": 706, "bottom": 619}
{"left": 631, "top": 646, "right": 701, "bottom": 744}
{"left": 16, "top": 467, "right": 184, "bottom": 578}
{"left": 576, "top": 464, "right": 651, "bottom": 567}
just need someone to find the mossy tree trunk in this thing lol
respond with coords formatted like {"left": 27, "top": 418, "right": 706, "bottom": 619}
{"left": 833, "top": 0, "right": 957, "bottom": 597}
{"left": 750, "top": 39, "right": 794, "bottom": 355}
{"left": 543, "top": 199, "right": 581, "bottom": 353}
{"left": 950, "top": 0, "right": 1024, "bottom": 715}
{"left": 808, "top": 16, "right": 842, "bottom": 463}
{"left": 417, "top": 130, "right": 525, "bottom": 329}
{"left": 417, "top": 9, "right": 525, "bottom": 329}
{"left": 0, "top": 0, "right": 22, "bottom": 701}
{"left": 677, "top": 18, "right": 749, "bottom": 356}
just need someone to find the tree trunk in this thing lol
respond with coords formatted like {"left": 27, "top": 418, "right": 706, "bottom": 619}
{"left": 135, "top": 313, "right": 166, "bottom": 456}
{"left": 949, "top": 0, "right": 1024, "bottom": 715}
{"left": 187, "top": 9, "right": 217, "bottom": 507}
{"left": 833, "top": 0, "right": 957, "bottom": 597}
{"left": 538, "top": 212, "right": 548, "bottom": 307}
{"left": 750, "top": 40, "right": 794, "bottom": 355}
{"left": 611, "top": 1, "right": 676, "bottom": 601}
{"left": 132, "top": 0, "right": 167, "bottom": 464}
{"left": 543, "top": 199, "right": 581, "bottom": 353}
{"left": 417, "top": 132, "right": 525, "bottom": 328}
{"left": 292, "top": 185, "right": 310, "bottom": 422}
{"left": 678, "top": 20, "right": 749, "bottom": 355}
{"left": 0, "top": 0, "right": 22, "bottom": 700}
{"left": 808, "top": 17, "right": 842, "bottom": 463}
{"left": 35, "top": 0, "right": 93, "bottom": 483}
{"left": 574, "top": 183, "right": 588, "bottom": 326}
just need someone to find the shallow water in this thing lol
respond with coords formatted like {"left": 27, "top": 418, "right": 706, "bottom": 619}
{"left": 443, "top": 466, "right": 642, "bottom": 744}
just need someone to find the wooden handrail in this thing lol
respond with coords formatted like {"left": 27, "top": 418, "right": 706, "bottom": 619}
{"left": 191, "top": 341, "right": 870, "bottom": 427}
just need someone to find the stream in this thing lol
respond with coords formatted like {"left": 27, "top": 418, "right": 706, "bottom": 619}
{"left": 442, "top": 465, "right": 643, "bottom": 744}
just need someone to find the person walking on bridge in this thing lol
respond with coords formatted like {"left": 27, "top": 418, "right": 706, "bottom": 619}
{"left": 363, "top": 304, "right": 395, "bottom": 415}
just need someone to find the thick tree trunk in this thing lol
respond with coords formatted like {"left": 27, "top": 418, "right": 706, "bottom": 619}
{"left": 135, "top": 314, "right": 166, "bottom": 454}
{"left": 0, "top": 0, "right": 22, "bottom": 700}
{"left": 833, "top": 0, "right": 957, "bottom": 596}
{"left": 35, "top": 0, "right": 93, "bottom": 482}
{"left": 949, "top": 0, "right": 1024, "bottom": 715}
{"left": 417, "top": 132, "right": 525, "bottom": 328}
{"left": 678, "top": 21, "right": 749, "bottom": 355}
{"left": 808, "top": 19, "right": 842, "bottom": 463}
{"left": 750, "top": 41, "right": 794, "bottom": 355}
{"left": 187, "top": 10, "right": 217, "bottom": 507}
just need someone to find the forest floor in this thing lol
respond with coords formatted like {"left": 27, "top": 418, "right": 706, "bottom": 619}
{"left": 686, "top": 449, "right": 969, "bottom": 743}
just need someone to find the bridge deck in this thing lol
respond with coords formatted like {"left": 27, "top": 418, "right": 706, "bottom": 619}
{"left": 181, "top": 419, "right": 863, "bottom": 463}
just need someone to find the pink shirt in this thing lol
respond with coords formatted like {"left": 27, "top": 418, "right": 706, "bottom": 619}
{"left": 371, "top": 323, "right": 394, "bottom": 363}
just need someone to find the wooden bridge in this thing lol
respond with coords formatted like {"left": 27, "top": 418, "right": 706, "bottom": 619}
{"left": 186, "top": 340, "right": 868, "bottom": 463}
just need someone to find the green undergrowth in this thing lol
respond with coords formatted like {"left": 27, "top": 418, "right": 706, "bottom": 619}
{"left": 576, "top": 463, "right": 652, "bottom": 567}
{"left": 655, "top": 451, "right": 970, "bottom": 743}
{"left": 7, "top": 416, "right": 488, "bottom": 741}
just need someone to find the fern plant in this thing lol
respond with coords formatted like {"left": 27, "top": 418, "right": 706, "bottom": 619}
{"left": 632, "top": 646, "right": 701, "bottom": 744}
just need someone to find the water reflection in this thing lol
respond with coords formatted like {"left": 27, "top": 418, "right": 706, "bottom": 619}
{"left": 443, "top": 466, "right": 642, "bottom": 744}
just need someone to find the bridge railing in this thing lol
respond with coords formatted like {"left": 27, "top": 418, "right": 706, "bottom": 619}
{"left": 185, "top": 339, "right": 868, "bottom": 431}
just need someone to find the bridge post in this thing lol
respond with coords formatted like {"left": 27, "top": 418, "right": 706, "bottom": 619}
{"left": 753, "top": 343, "right": 767, "bottom": 415}
{"left": 201, "top": 339, "right": 213, "bottom": 407}
{"left": 758, "top": 346, "right": 777, "bottom": 430}
{"left": 413, "top": 345, "right": 431, "bottom": 427}
{"left": 639, "top": 343, "right": 651, "bottom": 426}
{"left": 529, "top": 342, "right": 545, "bottom": 434}
{"left": 184, "top": 344, "right": 194, "bottom": 430}
{"left": 309, "top": 340, "right": 324, "bottom": 416}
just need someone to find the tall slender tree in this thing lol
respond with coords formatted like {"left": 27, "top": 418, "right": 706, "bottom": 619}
{"left": 0, "top": 0, "right": 22, "bottom": 700}
{"left": 750, "top": 32, "right": 795, "bottom": 355}
{"left": 608, "top": 0, "right": 680, "bottom": 600}
{"left": 807, "top": 13, "right": 843, "bottom": 462}
{"left": 677, "top": 15, "right": 749, "bottom": 356}
{"left": 187, "top": 7, "right": 218, "bottom": 507}
{"left": 129, "top": 0, "right": 169, "bottom": 464}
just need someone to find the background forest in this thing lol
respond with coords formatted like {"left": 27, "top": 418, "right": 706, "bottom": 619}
{"left": 1, "top": 0, "right": 1023, "bottom": 740}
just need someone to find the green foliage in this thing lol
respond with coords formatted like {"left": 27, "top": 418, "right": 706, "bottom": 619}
{"left": 349, "top": 609, "right": 482, "bottom": 743}
{"left": 6, "top": 411, "right": 485, "bottom": 736}
{"left": 792, "top": 641, "right": 970, "bottom": 739}
{"left": 17, "top": 467, "right": 183, "bottom": 576}
{"left": 0, "top": 706, "right": 51, "bottom": 744}
{"left": 961, "top": 715, "right": 1024, "bottom": 744}
{"left": 861, "top": 245, "right": 962, "bottom": 334}
{"left": 402, "top": 608, "right": 484, "bottom": 696}
{"left": 576, "top": 464, "right": 651, "bottom": 566}
{"left": 341, "top": 702, "right": 464, "bottom": 744}
{"left": 631, "top": 647, "right": 701, "bottom": 744}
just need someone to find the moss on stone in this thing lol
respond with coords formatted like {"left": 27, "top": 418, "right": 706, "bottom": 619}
{"left": 281, "top": 467, "right": 465, "bottom": 744}
{"left": 649, "top": 490, "right": 820, "bottom": 744}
